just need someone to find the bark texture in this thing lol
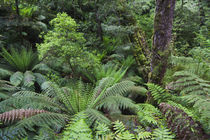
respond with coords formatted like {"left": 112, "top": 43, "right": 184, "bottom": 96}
{"left": 150, "top": 0, "right": 176, "bottom": 85}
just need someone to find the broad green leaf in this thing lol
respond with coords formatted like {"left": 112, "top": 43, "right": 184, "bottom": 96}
{"left": 10, "top": 72, "right": 24, "bottom": 86}
{"left": 23, "top": 71, "right": 35, "bottom": 87}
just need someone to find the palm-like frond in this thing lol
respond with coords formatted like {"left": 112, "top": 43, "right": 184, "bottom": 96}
{"left": 1, "top": 47, "right": 39, "bottom": 72}
{"left": 0, "top": 68, "right": 13, "bottom": 79}
{"left": 173, "top": 71, "right": 210, "bottom": 95}
{"left": 96, "top": 95, "right": 136, "bottom": 111}
{"left": 91, "top": 78, "right": 135, "bottom": 108}
{"left": 13, "top": 112, "right": 68, "bottom": 138}
{"left": 0, "top": 109, "right": 48, "bottom": 123}
{"left": 170, "top": 55, "right": 210, "bottom": 79}
{"left": 84, "top": 109, "right": 111, "bottom": 125}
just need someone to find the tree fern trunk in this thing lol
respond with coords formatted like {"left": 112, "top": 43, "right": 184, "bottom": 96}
{"left": 149, "top": 0, "right": 176, "bottom": 85}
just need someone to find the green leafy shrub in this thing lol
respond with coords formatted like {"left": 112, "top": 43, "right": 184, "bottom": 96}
{"left": 37, "top": 12, "right": 100, "bottom": 74}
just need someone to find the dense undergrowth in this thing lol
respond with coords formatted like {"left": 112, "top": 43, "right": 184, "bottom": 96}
{"left": 0, "top": 0, "right": 209, "bottom": 140}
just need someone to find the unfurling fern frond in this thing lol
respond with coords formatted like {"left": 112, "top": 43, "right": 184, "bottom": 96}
{"left": 147, "top": 83, "right": 171, "bottom": 104}
{"left": 159, "top": 103, "right": 207, "bottom": 140}
{"left": 0, "top": 109, "right": 47, "bottom": 124}
{"left": 152, "top": 127, "right": 175, "bottom": 140}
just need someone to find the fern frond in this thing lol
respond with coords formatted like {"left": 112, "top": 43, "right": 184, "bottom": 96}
{"left": 0, "top": 91, "right": 63, "bottom": 113}
{"left": 137, "top": 103, "right": 162, "bottom": 126}
{"left": 173, "top": 71, "right": 209, "bottom": 95}
{"left": 85, "top": 109, "right": 111, "bottom": 125}
{"left": 96, "top": 95, "right": 136, "bottom": 111}
{"left": 1, "top": 47, "right": 39, "bottom": 72}
{"left": 0, "top": 109, "right": 48, "bottom": 124}
{"left": 152, "top": 127, "right": 175, "bottom": 140}
{"left": 113, "top": 120, "right": 126, "bottom": 134}
{"left": 62, "top": 114, "right": 93, "bottom": 140}
{"left": 147, "top": 83, "right": 171, "bottom": 104}
{"left": 14, "top": 112, "right": 68, "bottom": 138}
{"left": 102, "top": 80, "right": 135, "bottom": 98}
{"left": 0, "top": 68, "right": 13, "bottom": 79}
{"left": 115, "top": 131, "right": 135, "bottom": 140}
{"left": 137, "top": 131, "right": 152, "bottom": 140}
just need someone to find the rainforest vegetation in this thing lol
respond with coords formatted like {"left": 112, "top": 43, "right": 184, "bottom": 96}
{"left": 0, "top": 0, "right": 209, "bottom": 139}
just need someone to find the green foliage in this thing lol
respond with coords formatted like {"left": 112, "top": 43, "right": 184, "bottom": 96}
{"left": 152, "top": 127, "right": 175, "bottom": 140}
{"left": 137, "top": 103, "right": 162, "bottom": 126}
{"left": 0, "top": 72, "right": 137, "bottom": 138}
{"left": 1, "top": 47, "right": 39, "bottom": 72}
{"left": 159, "top": 102, "right": 206, "bottom": 139}
{"left": 37, "top": 12, "right": 100, "bottom": 73}
{"left": 147, "top": 83, "right": 172, "bottom": 104}
{"left": 172, "top": 71, "right": 210, "bottom": 133}
{"left": 62, "top": 114, "right": 93, "bottom": 140}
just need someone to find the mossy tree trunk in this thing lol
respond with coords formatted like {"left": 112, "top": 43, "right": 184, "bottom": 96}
{"left": 149, "top": 0, "right": 176, "bottom": 85}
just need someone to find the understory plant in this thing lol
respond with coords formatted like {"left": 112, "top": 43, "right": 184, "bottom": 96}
{"left": 0, "top": 69, "right": 137, "bottom": 139}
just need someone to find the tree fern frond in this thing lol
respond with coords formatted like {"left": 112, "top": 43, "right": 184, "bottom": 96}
{"left": 0, "top": 109, "right": 48, "bottom": 124}
{"left": 102, "top": 80, "right": 135, "bottom": 99}
{"left": 85, "top": 109, "right": 111, "bottom": 125}
{"left": 0, "top": 92, "right": 63, "bottom": 112}
{"left": 1, "top": 47, "right": 39, "bottom": 72}
{"left": 173, "top": 71, "right": 210, "bottom": 95}
{"left": 14, "top": 112, "right": 68, "bottom": 138}
{"left": 0, "top": 68, "right": 13, "bottom": 79}
{"left": 96, "top": 95, "right": 136, "bottom": 111}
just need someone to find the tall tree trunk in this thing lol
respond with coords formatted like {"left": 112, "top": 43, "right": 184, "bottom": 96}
{"left": 149, "top": 0, "right": 176, "bottom": 85}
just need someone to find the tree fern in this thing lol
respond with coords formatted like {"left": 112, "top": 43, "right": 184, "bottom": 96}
{"left": 0, "top": 76, "right": 137, "bottom": 138}
{"left": 1, "top": 47, "right": 39, "bottom": 72}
